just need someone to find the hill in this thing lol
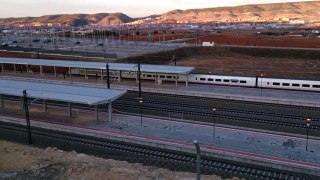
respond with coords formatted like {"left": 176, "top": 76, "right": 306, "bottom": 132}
{"left": 150, "top": 1, "right": 320, "bottom": 24}
{"left": 0, "top": 1, "right": 319, "bottom": 27}
{"left": 0, "top": 13, "right": 133, "bottom": 27}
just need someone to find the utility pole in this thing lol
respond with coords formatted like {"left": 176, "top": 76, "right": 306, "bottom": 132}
{"left": 106, "top": 63, "right": 110, "bottom": 89}
{"left": 138, "top": 59, "right": 142, "bottom": 98}
{"left": 137, "top": 59, "right": 143, "bottom": 126}
{"left": 23, "top": 90, "right": 32, "bottom": 145}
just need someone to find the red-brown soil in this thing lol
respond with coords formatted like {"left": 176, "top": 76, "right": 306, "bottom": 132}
{"left": 190, "top": 33, "right": 320, "bottom": 48}
{"left": 177, "top": 55, "right": 320, "bottom": 80}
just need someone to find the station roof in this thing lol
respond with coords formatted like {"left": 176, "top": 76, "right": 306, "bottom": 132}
{"left": 0, "top": 79, "right": 126, "bottom": 105}
{"left": 0, "top": 57, "right": 194, "bottom": 74}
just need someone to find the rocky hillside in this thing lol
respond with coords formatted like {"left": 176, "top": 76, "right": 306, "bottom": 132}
{"left": 151, "top": 1, "right": 320, "bottom": 23}
{"left": 0, "top": 1, "right": 319, "bottom": 26}
{"left": 0, "top": 13, "right": 133, "bottom": 26}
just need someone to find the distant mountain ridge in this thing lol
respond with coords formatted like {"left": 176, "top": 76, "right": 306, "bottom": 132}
{"left": 0, "top": 1, "right": 319, "bottom": 27}
{"left": 152, "top": 1, "right": 320, "bottom": 24}
{"left": 0, "top": 13, "right": 133, "bottom": 26}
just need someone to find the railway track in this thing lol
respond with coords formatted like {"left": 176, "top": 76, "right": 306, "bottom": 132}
{"left": 0, "top": 121, "right": 315, "bottom": 180}
{"left": 1, "top": 93, "right": 320, "bottom": 133}
{"left": 114, "top": 98, "right": 319, "bottom": 129}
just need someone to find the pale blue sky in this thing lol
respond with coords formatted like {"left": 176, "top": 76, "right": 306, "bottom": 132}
{"left": 0, "top": 0, "right": 314, "bottom": 18}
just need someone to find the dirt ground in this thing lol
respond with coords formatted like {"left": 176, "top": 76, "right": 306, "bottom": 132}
{"left": 177, "top": 55, "right": 320, "bottom": 80}
{"left": 185, "top": 33, "right": 320, "bottom": 48}
{"left": 0, "top": 140, "right": 242, "bottom": 180}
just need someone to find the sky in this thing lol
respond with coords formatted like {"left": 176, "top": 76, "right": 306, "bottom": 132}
{"left": 0, "top": 0, "right": 314, "bottom": 18}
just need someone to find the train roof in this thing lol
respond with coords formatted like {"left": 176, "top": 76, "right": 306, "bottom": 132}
{"left": 0, "top": 57, "right": 194, "bottom": 74}
{"left": 0, "top": 79, "right": 126, "bottom": 105}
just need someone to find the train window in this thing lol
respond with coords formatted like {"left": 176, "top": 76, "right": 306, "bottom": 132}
{"left": 177, "top": 76, "right": 179, "bottom": 79}
{"left": 200, "top": 78, "right": 206, "bottom": 81}
{"left": 153, "top": 75, "right": 155, "bottom": 77}
{"left": 302, "top": 84, "right": 310, "bottom": 87}
{"left": 160, "top": 75, "right": 165, "bottom": 78}
{"left": 223, "top": 79, "right": 230, "bottom": 82}
{"left": 313, "top": 85, "right": 320, "bottom": 88}
{"left": 143, "top": 74, "right": 146, "bottom": 77}
{"left": 147, "top": 75, "right": 152, "bottom": 77}
{"left": 215, "top": 79, "right": 221, "bottom": 82}
{"left": 292, "top": 83, "right": 300, "bottom": 87}
{"left": 208, "top": 78, "right": 214, "bottom": 81}
{"left": 282, "top": 83, "right": 290, "bottom": 86}
{"left": 273, "top": 82, "right": 280, "bottom": 86}
{"left": 231, "top": 79, "right": 239, "bottom": 83}
{"left": 240, "top": 80, "right": 247, "bottom": 83}
{"left": 195, "top": 78, "right": 197, "bottom": 80}
{"left": 166, "top": 76, "right": 172, "bottom": 79}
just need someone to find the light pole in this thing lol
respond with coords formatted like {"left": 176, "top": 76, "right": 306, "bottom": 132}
{"left": 260, "top": 73, "right": 263, "bottom": 95}
{"left": 306, "top": 118, "right": 311, "bottom": 151}
{"left": 212, "top": 108, "right": 217, "bottom": 138}
{"left": 138, "top": 97, "right": 143, "bottom": 127}
{"left": 193, "top": 139, "right": 201, "bottom": 180}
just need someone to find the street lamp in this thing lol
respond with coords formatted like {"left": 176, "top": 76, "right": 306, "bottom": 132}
{"left": 306, "top": 118, "right": 311, "bottom": 151}
{"left": 193, "top": 139, "right": 201, "bottom": 180}
{"left": 138, "top": 97, "right": 143, "bottom": 127}
{"left": 212, "top": 108, "right": 217, "bottom": 138}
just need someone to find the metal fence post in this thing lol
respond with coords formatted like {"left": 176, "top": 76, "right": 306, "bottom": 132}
{"left": 193, "top": 139, "right": 201, "bottom": 180}
{"left": 23, "top": 90, "right": 32, "bottom": 145}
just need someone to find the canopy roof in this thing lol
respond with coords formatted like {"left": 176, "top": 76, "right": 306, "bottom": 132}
{"left": 0, "top": 57, "right": 194, "bottom": 74}
{"left": 0, "top": 79, "right": 126, "bottom": 105}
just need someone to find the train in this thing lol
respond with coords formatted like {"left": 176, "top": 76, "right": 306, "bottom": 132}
{"left": 74, "top": 69, "right": 320, "bottom": 92}
{"left": 129, "top": 72, "right": 320, "bottom": 92}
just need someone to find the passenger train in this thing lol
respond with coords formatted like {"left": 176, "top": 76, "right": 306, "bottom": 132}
{"left": 73, "top": 69, "right": 320, "bottom": 92}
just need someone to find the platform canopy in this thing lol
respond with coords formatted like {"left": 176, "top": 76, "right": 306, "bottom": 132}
{"left": 0, "top": 57, "right": 194, "bottom": 74}
{"left": 0, "top": 79, "right": 126, "bottom": 105}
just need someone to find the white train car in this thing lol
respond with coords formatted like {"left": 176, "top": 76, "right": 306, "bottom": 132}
{"left": 72, "top": 68, "right": 320, "bottom": 92}
{"left": 185, "top": 74, "right": 256, "bottom": 87}
{"left": 258, "top": 78, "right": 320, "bottom": 92}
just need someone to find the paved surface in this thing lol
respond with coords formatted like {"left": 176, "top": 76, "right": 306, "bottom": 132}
{"left": 90, "top": 113, "right": 320, "bottom": 165}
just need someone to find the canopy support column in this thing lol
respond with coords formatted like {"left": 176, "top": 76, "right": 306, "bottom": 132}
{"left": 155, "top": 73, "right": 157, "bottom": 85}
{"left": 54, "top": 66, "right": 57, "bottom": 77}
{"left": 108, "top": 102, "right": 112, "bottom": 122}
{"left": 0, "top": 95, "right": 3, "bottom": 108}
{"left": 95, "top": 105, "right": 99, "bottom": 121}
{"left": 1, "top": 63, "right": 4, "bottom": 72}
{"left": 43, "top": 100, "right": 47, "bottom": 113}
{"left": 118, "top": 71, "right": 121, "bottom": 82}
{"left": 84, "top": 68, "right": 88, "bottom": 79}
{"left": 26, "top": 65, "right": 29, "bottom": 74}
{"left": 186, "top": 74, "right": 189, "bottom": 87}
{"left": 100, "top": 69, "right": 103, "bottom": 80}
{"left": 175, "top": 74, "right": 178, "bottom": 87}
{"left": 68, "top": 102, "right": 72, "bottom": 117}
{"left": 40, "top": 66, "right": 43, "bottom": 76}
{"left": 13, "top": 64, "right": 16, "bottom": 73}
{"left": 69, "top": 67, "right": 72, "bottom": 78}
